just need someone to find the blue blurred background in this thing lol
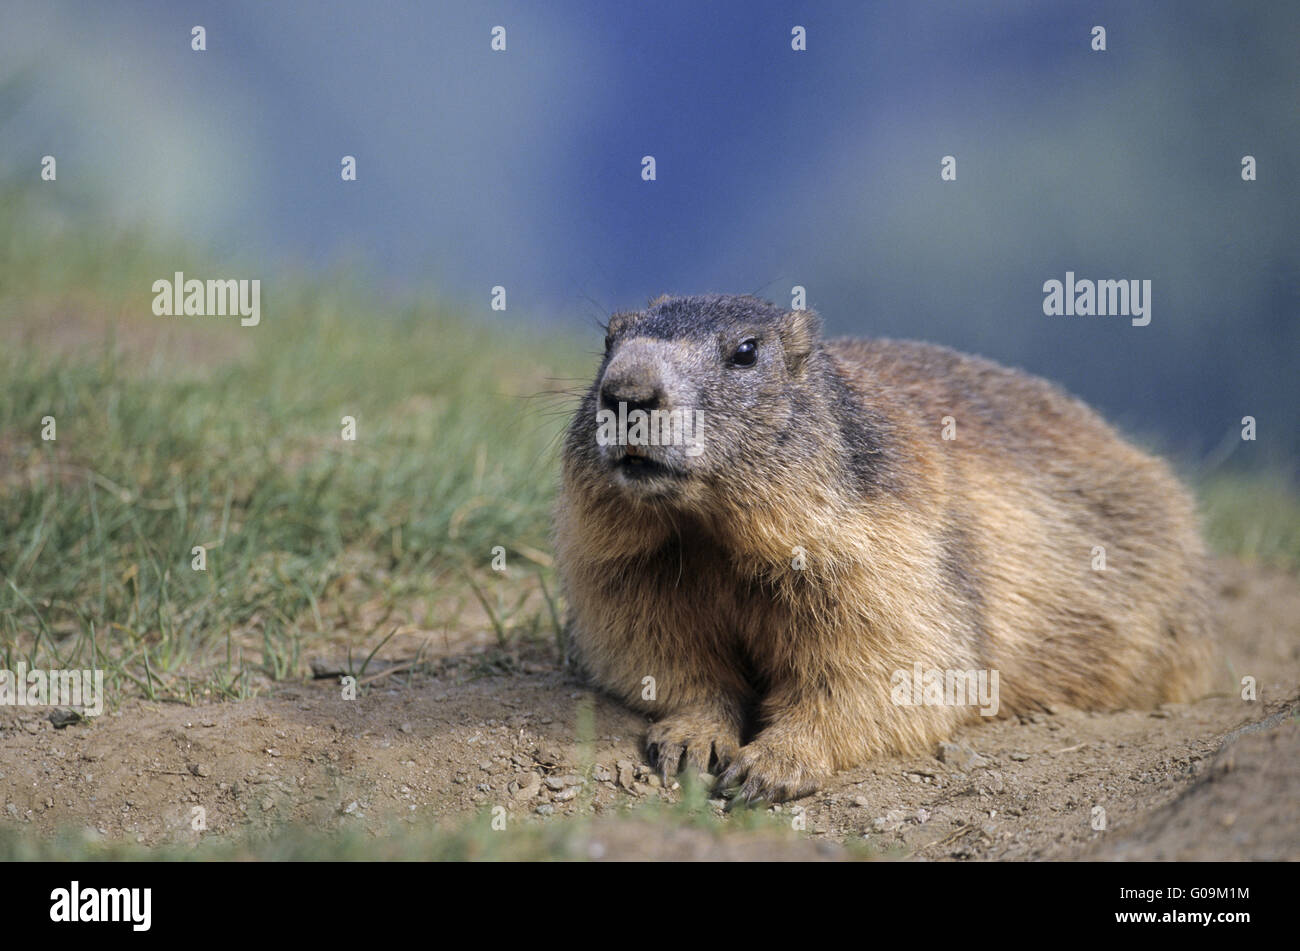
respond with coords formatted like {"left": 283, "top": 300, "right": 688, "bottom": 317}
{"left": 3, "top": 0, "right": 1296, "bottom": 462}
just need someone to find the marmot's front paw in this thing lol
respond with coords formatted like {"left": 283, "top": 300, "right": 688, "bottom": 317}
{"left": 645, "top": 710, "right": 741, "bottom": 782}
{"left": 715, "top": 736, "right": 827, "bottom": 806}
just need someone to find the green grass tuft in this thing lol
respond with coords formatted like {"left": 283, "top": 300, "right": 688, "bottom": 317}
{"left": 0, "top": 188, "right": 591, "bottom": 701}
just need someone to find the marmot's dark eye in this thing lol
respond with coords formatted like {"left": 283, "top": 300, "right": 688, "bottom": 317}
{"left": 731, "top": 339, "right": 758, "bottom": 367}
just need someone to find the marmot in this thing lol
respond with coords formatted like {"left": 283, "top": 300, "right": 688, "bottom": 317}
{"left": 554, "top": 294, "right": 1214, "bottom": 804}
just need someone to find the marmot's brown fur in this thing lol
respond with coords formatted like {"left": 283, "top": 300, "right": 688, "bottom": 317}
{"left": 555, "top": 294, "right": 1215, "bottom": 804}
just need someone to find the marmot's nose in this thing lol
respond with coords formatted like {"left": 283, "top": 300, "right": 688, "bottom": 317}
{"left": 599, "top": 369, "right": 663, "bottom": 415}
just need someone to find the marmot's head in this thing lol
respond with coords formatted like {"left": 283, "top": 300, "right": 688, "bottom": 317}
{"left": 563, "top": 294, "right": 826, "bottom": 509}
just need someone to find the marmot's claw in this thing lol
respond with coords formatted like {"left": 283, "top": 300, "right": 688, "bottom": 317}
{"left": 645, "top": 711, "right": 741, "bottom": 784}
{"left": 650, "top": 740, "right": 685, "bottom": 782}
{"left": 714, "top": 741, "right": 824, "bottom": 806}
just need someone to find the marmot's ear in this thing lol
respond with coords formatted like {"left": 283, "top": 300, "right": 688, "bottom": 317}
{"left": 780, "top": 308, "right": 821, "bottom": 374}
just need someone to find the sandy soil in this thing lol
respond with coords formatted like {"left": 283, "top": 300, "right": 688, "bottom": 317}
{"left": 2, "top": 557, "right": 1296, "bottom": 860}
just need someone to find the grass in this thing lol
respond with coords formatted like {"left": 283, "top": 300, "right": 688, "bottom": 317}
{"left": 0, "top": 182, "right": 591, "bottom": 704}
{"left": 0, "top": 780, "right": 857, "bottom": 861}
{"left": 1199, "top": 470, "right": 1300, "bottom": 574}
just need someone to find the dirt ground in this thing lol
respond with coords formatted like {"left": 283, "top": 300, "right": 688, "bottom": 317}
{"left": 2, "top": 557, "right": 1297, "bottom": 860}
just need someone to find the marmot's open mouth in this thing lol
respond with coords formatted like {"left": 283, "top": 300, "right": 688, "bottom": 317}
{"left": 615, "top": 453, "right": 680, "bottom": 480}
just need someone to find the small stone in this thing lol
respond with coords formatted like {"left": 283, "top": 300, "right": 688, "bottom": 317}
{"left": 936, "top": 742, "right": 964, "bottom": 764}
{"left": 553, "top": 786, "right": 580, "bottom": 802}
{"left": 535, "top": 803, "right": 555, "bottom": 816}
{"left": 852, "top": 796, "right": 871, "bottom": 808}
{"left": 49, "top": 709, "right": 82, "bottom": 729}
{"left": 872, "top": 808, "right": 906, "bottom": 832}
{"left": 260, "top": 798, "right": 275, "bottom": 811}
{"left": 511, "top": 774, "right": 540, "bottom": 800}
{"left": 543, "top": 776, "right": 567, "bottom": 791}
{"left": 400, "top": 723, "right": 413, "bottom": 734}
{"left": 1009, "top": 752, "right": 1030, "bottom": 762}
{"left": 190, "top": 763, "right": 211, "bottom": 777}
